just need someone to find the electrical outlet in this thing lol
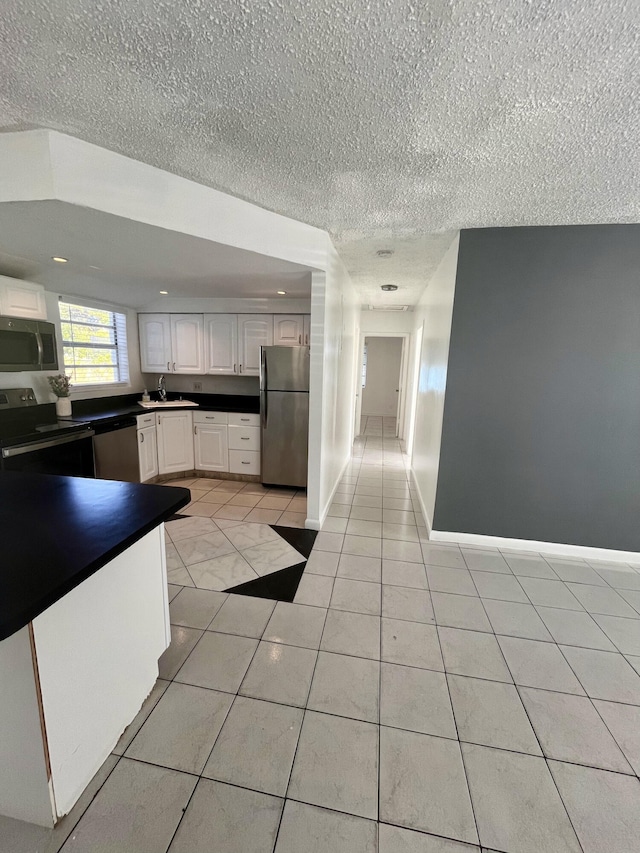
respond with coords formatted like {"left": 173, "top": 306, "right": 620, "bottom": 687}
{"left": 193, "top": 382, "right": 202, "bottom": 392}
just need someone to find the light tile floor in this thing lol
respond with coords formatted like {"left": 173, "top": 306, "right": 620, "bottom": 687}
{"left": 164, "top": 477, "right": 308, "bottom": 529}
{"left": 5, "top": 432, "right": 640, "bottom": 852}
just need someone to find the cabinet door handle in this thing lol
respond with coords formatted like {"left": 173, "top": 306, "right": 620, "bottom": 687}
{"left": 241, "top": 437, "right": 249, "bottom": 440}
{"left": 241, "top": 461, "right": 250, "bottom": 465}
{"left": 173, "top": 362, "right": 176, "bottom": 371}
{"left": 233, "top": 363, "right": 236, "bottom": 373}
{"left": 239, "top": 364, "right": 242, "bottom": 373}
{"left": 305, "top": 335, "right": 309, "bottom": 345}
{"left": 140, "top": 433, "right": 144, "bottom": 443}
{"left": 298, "top": 334, "right": 301, "bottom": 344}
{"left": 241, "top": 418, "right": 249, "bottom": 421}
{"left": 167, "top": 361, "right": 170, "bottom": 371}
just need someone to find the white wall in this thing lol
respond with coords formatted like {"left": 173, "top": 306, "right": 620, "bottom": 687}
{"left": 410, "top": 235, "right": 460, "bottom": 531}
{"left": 362, "top": 337, "right": 403, "bottom": 417}
{"left": 0, "top": 287, "right": 143, "bottom": 403}
{"left": 0, "top": 131, "right": 327, "bottom": 272}
{"left": 359, "top": 310, "right": 414, "bottom": 335}
{"left": 307, "top": 244, "right": 359, "bottom": 528}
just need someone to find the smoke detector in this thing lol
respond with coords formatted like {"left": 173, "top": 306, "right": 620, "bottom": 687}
{"left": 381, "top": 284, "right": 398, "bottom": 292}
{"left": 376, "top": 249, "right": 394, "bottom": 258}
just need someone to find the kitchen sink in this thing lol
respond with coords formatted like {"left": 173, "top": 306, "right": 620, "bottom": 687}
{"left": 138, "top": 400, "right": 199, "bottom": 409}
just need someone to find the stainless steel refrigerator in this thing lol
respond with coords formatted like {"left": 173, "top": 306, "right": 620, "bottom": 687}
{"left": 260, "top": 345, "right": 310, "bottom": 488}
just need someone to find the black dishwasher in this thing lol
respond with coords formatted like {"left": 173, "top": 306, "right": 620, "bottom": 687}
{"left": 92, "top": 416, "right": 140, "bottom": 482}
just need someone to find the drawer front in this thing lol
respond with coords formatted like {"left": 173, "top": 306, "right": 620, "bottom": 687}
{"left": 193, "top": 410, "right": 229, "bottom": 425}
{"left": 136, "top": 413, "right": 157, "bottom": 428}
{"left": 228, "top": 425, "right": 260, "bottom": 451}
{"left": 229, "top": 449, "right": 260, "bottom": 475}
{"left": 228, "top": 412, "right": 260, "bottom": 427}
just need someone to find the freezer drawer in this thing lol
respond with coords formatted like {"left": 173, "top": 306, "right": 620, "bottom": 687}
{"left": 229, "top": 449, "right": 260, "bottom": 475}
{"left": 260, "top": 390, "right": 308, "bottom": 488}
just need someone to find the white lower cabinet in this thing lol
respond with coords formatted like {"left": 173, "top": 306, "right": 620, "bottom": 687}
{"left": 141, "top": 408, "right": 258, "bottom": 478}
{"left": 157, "top": 410, "right": 194, "bottom": 474}
{"left": 229, "top": 449, "right": 260, "bottom": 475}
{"left": 194, "top": 424, "right": 229, "bottom": 472}
{"left": 138, "top": 426, "right": 158, "bottom": 482}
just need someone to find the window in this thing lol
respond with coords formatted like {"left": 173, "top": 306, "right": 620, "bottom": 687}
{"left": 59, "top": 301, "right": 130, "bottom": 387}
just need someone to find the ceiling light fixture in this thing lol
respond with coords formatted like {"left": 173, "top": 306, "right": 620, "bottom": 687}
{"left": 52, "top": 256, "right": 68, "bottom": 263}
{"left": 159, "top": 290, "right": 168, "bottom": 295}
{"left": 381, "top": 284, "right": 398, "bottom": 292}
{"left": 376, "top": 249, "right": 394, "bottom": 258}
{"left": 277, "top": 290, "right": 287, "bottom": 295}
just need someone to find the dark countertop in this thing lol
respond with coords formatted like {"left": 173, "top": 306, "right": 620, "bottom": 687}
{"left": 0, "top": 472, "right": 190, "bottom": 641}
{"left": 0, "top": 392, "right": 260, "bottom": 445}
{"left": 70, "top": 393, "right": 260, "bottom": 426}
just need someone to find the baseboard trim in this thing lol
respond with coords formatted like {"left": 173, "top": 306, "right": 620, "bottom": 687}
{"left": 430, "top": 529, "right": 640, "bottom": 565}
{"left": 306, "top": 455, "right": 352, "bottom": 531}
{"left": 409, "top": 468, "right": 432, "bottom": 538}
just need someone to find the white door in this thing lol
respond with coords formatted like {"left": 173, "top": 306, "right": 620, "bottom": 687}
{"left": 204, "top": 314, "right": 238, "bottom": 374}
{"left": 138, "top": 314, "right": 172, "bottom": 373}
{"left": 238, "top": 315, "right": 273, "bottom": 375}
{"left": 137, "top": 426, "right": 158, "bottom": 482}
{"left": 194, "top": 424, "right": 229, "bottom": 471}
{"left": 0, "top": 277, "right": 47, "bottom": 320}
{"left": 303, "top": 314, "right": 311, "bottom": 347}
{"left": 170, "top": 315, "right": 204, "bottom": 374}
{"left": 157, "top": 411, "right": 194, "bottom": 474}
{"left": 273, "top": 314, "right": 304, "bottom": 346}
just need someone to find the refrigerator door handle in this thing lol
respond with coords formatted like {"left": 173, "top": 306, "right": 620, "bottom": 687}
{"left": 260, "top": 347, "right": 267, "bottom": 392}
{"left": 261, "top": 389, "right": 268, "bottom": 428}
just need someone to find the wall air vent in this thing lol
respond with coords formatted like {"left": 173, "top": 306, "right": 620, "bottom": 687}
{"left": 366, "top": 304, "right": 410, "bottom": 312}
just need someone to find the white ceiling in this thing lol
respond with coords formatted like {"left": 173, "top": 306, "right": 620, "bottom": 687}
{"left": 0, "top": 201, "right": 312, "bottom": 306}
{"left": 1, "top": 1, "right": 639, "bottom": 304}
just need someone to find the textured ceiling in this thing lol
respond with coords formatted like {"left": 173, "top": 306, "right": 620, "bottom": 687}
{"left": 1, "top": 0, "right": 639, "bottom": 305}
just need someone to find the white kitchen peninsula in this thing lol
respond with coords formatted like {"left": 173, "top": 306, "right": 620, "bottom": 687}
{"left": 0, "top": 472, "right": 189, "bottom": 827}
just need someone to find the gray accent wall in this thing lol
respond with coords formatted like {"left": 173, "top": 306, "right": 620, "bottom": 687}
{"left": 433, "top": 225, "right": 640, "bottom": 552}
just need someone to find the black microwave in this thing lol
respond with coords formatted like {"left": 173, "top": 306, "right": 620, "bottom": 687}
{"left": 0, "top": 316, "right": 59, "bottom": 372}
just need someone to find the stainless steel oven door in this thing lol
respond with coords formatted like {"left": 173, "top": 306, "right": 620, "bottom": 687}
{"left": 2, "top": 431, "right": 96, "bottom": 477}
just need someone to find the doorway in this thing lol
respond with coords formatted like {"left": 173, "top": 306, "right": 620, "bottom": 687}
{"left": 355, "top": 335, "right": 407, "bottom": 438}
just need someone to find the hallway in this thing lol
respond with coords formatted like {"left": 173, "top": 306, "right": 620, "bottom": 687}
{"left": 6, "top": 435, "right": 640, "bottom": 852}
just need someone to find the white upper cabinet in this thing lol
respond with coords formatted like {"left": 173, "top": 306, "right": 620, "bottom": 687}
{"left": 139, "top": 314, "right": 204, "bottom": 374}
{"left": 204, "top": 314, "right": 238, "bottom": 374}
{"left": 139, "top": 314, "right": 172, "bottom": 372}
{"left": 273, "top": 314, "right": 304, "bottom": 346}
{"left": 0, "top": 277, "right": 47, "bottom": 320}
{"left": 303, "top": 314, "right": 311, "bottom": 347}
{"left": 238, "top": 315, "right": 273, "bottom": 375}
{"left": 171, "top": 314, "right": 204, "bottom": 373}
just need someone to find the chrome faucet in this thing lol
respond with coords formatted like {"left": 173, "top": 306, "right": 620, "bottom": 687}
{"left": 157, "top": 374, "right": 167, "bottom": 401}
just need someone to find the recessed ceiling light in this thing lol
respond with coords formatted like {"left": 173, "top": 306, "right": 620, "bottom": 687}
{"left": 277, "top": 290, "right": 287, "bottom": 295}
{"left": 52, "top": 256, "right": 68, "bottom": 263}
{"left": 159, "top": 290, "right": 168, "bottom": 295}
{"left": 381, "top": 284, "right": 398, "bottom": 292}
{"left": 376, "top": 249, "right": 394, "bottom": 258}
